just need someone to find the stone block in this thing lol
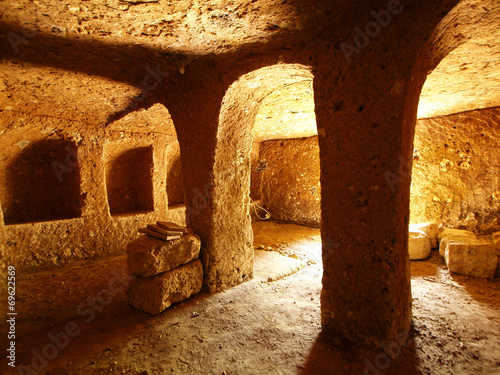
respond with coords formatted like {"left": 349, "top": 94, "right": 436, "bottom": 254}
{"left": 437, "top": 228, "right": 476, "bottom": 242}
{"left": 408, "top": 229, "right": 431, "bottom": 260}
{"left": 410, "top": 223, "right": 439, "bottom": 249}
{"left": 128, "top": 259, "right": 203, "bottom": 315}
{"left": 439, "top": 237, "right": 459, "bottom": 257}
{"left": 445, "top": 239, "right": 498, "bottom": 279}
{"left": 127, "top": 233, "right": 201, "bottom": 277}
{"left": 438, "top": 229, "right": 476, "bottom": 257}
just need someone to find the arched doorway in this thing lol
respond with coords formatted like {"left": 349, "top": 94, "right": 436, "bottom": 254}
{"left": 207, "top": 64, "right": 315, "bottom": 292}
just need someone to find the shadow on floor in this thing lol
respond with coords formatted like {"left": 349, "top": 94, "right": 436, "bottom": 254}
{"left": 302, "top": 333, "right": 424, "bottom": 375}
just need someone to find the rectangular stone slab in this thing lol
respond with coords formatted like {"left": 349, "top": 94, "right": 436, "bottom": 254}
{"left": 127, "top": 233, "right": 201, "bottom": 277}
{"left": 438, "top": 228, "right": 476, "bottom": 242}
{"left": 445, "top": 240, "right": 498, "bottom": 279}
{"left": 439, "top": 231, "right": 477, "bottom": 257}
{"left": 128, "top": 259, "right": 203, "bottom": 315}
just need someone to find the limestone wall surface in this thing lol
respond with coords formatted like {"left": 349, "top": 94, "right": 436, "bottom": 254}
{"left": 0, "top": 106, "right": 185, "bottom": 273}
{"left": 252, "top": 137, "right": 321, "bottom": 227}
{"left": 410, "top": 107, "right": 500, "bottom": 233}
{"left": 2, "top": 0, "right": 499, "bottom": 345}
{"left": 251, "top": 107, "right": 500, "bottom": 234}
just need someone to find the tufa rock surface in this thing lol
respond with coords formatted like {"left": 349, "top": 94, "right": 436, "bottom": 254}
{"left": 410, "top": 108, "right": 500, "bottom": 234}
{"left": 493, "top": 232, "right": 500, "bottom": 278}
{"left": 128, "top": 259, "right": 203, "bottom": 315}
{"left": 254, "top": 136, "right": 321, "bottom": 227}
{"left": 493, "top": 231, "right": 500, "bottom": 248}
{"left": 127, "top": 233, "right": 201, "bottom": 277}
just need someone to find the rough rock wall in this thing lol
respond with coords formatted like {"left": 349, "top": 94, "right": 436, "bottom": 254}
{"left": 410, "top": 107, "right": 500, "bottom": 233}
{"left": 0, "top": 0, "right": 313, "bottom": 55}
{"left": 0, "top": 108, "right": 185, "bottom": 273}
{"left": 250, "top": 142, "right": 262, "bottom": 202}
{"left": 251, "top": 107, "right": 500, "bottom": 234}
{"left": 1, "top": 0, "right": 497, "bottom": 347}
{"left": 253, "top": 137, "right": 320, "bottom": 227}
{"left": 252, "top": 81, "right": 317, "bottom": 142}
{"left": 166, "top": 140, "right": 185, "bottom": 207}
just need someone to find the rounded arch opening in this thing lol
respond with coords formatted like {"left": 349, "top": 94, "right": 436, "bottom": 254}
{"left": 406, "top": 0, "right": 500, "bottom": 264}
{"left": 206, "top": 64, "right": 315, "bottom": 292}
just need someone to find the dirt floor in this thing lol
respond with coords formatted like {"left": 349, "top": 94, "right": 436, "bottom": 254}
{"left": 1, "top": 221, "right": 499, "bottom": 375}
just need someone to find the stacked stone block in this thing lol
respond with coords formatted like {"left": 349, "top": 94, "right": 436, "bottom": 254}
{"left": 408, "top": 223, "right": 438, "bottom": 260}
{"left": 127, "top": 226, "right": 203, "bottom": 314}
{"left": 438, "top": 228, "right": 499, "bottom": 279}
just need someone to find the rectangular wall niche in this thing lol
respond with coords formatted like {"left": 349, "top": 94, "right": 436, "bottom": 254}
{"left": 105, "top": 145, "right": 155, "bottom": 216}
{"left": 1, "top": 138, "right": 82, "bottom": 225}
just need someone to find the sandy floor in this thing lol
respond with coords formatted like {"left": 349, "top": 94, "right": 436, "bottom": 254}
{"left": 1, "top": 221, "right": 499, "bottom": 374}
